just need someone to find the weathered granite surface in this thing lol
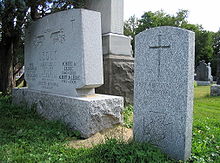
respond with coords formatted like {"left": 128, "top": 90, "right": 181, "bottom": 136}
{"left": 12, "top": 88, "right": 124, "bottom": 138}
{"left": 210, "top": 85, "right": 220, "bottom": 96}
{"left": 96, "top": 54, "right": 134, "bottom": 105}
{"left": 134, "top": 26, "right": 195, "bottom": 161}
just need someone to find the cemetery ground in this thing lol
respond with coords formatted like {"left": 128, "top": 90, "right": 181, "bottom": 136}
{"left": 0, "top": 86, "right": 219, "bottom": 162}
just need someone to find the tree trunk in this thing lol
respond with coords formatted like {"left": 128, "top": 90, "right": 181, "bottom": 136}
{"left": 217, "top": 53, "right": 220, "bottom": 85}
{"left": 0, "top": 39, "right": 14, "bottom": 95}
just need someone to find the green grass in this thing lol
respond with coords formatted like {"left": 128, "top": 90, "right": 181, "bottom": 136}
{"left": 191, "top": 86, "right": 220, "bottom": 162}
{"left": 0, "top": 86, "right": 220, "bottom": 162}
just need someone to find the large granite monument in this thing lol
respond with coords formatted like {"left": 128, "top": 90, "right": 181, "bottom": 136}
{"left": 12, "top": 9, "right": 124, "bottom": 138}
{"left": 195, "top": 60, "right": 213, "bottom": 86}
{"left": 134, "top": 26, "right": 195, "bottom": 161}
{"left": 85, "top": 0, "right": 134, "bottom": 105}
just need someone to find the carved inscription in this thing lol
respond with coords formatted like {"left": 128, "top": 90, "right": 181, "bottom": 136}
{"left": 38, "top": 50, "right": 59, "bottom": 89}
{"left": 25, "top": 63, "right": 37, "bottom": 81}
{"left": 50, "top": 29, "right": 65, "bottom": 44}
{"left": 59, "top": 61, "right": 80, "bottom": 84}
{"left": 33, "top": 35, "right": 45, "bottom": 48}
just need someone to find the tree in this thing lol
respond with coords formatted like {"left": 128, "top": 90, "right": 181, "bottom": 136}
{"left": 213, "top": 30, "right": 220, "bottom": 84}
{"left": 0, "top": 0, "right": 84, "bottom": 95}
{"left": 124, "top": 9, "right": 215, "bottom": 70}
{"left": 124, "top": 15, "right": 138, "bottom": 53}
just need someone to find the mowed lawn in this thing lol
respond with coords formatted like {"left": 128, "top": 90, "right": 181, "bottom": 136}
{"left": 0, "top": 86, "right": 219, "bottom": 162}
{"left": 192, "top": 86, "right": 220, "bottom": 161}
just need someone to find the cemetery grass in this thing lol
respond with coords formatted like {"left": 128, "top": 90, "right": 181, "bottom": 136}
{"left": 0, "top": 86, "right": 219, "bottom": 162}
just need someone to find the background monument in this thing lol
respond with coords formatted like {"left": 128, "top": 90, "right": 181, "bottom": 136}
{"left": 85, "top": 0, "right": 134, "bottom": 105}
{"left": 195, "top": 60, "right": 213, "bottom": 86}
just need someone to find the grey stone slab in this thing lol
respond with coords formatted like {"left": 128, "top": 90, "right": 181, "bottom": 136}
{"left": 12, "top": 88, "right": 124, "bottom": 138}
{"left": 210, "top": 85, "right": 220, "bottom": 96}
{"left": 102, "top": 33, "right": 132, "bottom": 56}
{"left": 85, "top": 0, "right": 124, "bottom": 34}
{"left": 134, "top": 26, "right": 195, "bottom": 161}
{"left": 25, "top": 9, "right": 103, "bottom": 97}
{"left": 196, "top": 81, "right": 211, "bottom": 86}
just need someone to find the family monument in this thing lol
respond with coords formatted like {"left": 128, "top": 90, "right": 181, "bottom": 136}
{"left": 12, "top": 9, "right": 124, "bottom": 138}
{"left": 134, "top": 26, "right": 195, "bottom": 161}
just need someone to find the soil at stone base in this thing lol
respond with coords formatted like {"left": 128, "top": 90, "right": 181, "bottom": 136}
{"left": 68, "top": 125, "right": 133, "bottom": 149}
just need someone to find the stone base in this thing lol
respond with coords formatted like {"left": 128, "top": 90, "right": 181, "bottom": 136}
{"left": 96, "top": 54, "right": 134, "bottom": 105}
{"left": 196, "top": 81, "right": 211, "bottom": 86}
{"left": 210, "top": 85, "right": 220, "bottom": 96}
{"left": 12, "top": 88, "right": 124, "bottom": 138}
{"left": 102, "top": 33, "right": 132, "bottom": 56}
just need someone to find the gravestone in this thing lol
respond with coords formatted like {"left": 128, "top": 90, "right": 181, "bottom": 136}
{"left": 134, "top": 26, "right": 195, "bottom": 161}
{"left": 195, "top": 60, "right": 212, "bottom": 86}
{"left": 85, "top": 0, "right": 134, "bottom": 105}
{"left": 12, "top": 9, "right": 124, "bottom": 138}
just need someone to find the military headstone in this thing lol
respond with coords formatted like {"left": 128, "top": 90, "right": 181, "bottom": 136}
{"left": 12, "top": 9, "right": 124, "bottom": 138}
{"left": 134, "top": 26, "right": 195, "bottom": 161}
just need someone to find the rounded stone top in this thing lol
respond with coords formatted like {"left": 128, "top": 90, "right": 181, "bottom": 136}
{"left": 136, "top": 26, "right": 195, "bottom": 39}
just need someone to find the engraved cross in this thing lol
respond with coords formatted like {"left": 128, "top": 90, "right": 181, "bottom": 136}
{"left": 149, "top": 34, "right": 170, "bottom": 78}
{"left": 71, "top": 19, "right": 75, "bottom": 29}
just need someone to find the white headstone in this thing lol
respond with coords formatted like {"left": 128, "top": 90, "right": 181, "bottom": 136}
{"left": 25, "top": 9, "right": 103, "bottom": 97}
{"left": 134, "top": 26, "right": 195, "bottom": 161}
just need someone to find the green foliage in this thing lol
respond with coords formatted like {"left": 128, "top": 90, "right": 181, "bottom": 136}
{"left": 122, "top": 105, "right": 133, "bottom": 128}
{"left": 135, "top": 10, "right": 188, "bottom": 33}
{"left": 191, "top": 86, "right": 220, "bottom": 162}
{"left": 90, "top": 139, "right": 172, "bottom": 163}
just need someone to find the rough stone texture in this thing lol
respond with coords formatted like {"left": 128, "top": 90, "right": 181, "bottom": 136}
{"left": 12, "top": 88, "right": 124, "bottom": 138}
{"left": 195, "top": 60, "right": 212, "bottom": 82}
{"left": 134, "top": 26, "right": 195, "bottom": 161}
{"left": 85, "top": 0, "right": 124, "bottom": 34}
{"left": 25, "top": 9, "right": 103, "bottom": 97}
{"left": 210, "top": 85, "right": 220, "bottom": 96}
{"left": 96, "top": 54, "right": 134, "bottom": 105}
